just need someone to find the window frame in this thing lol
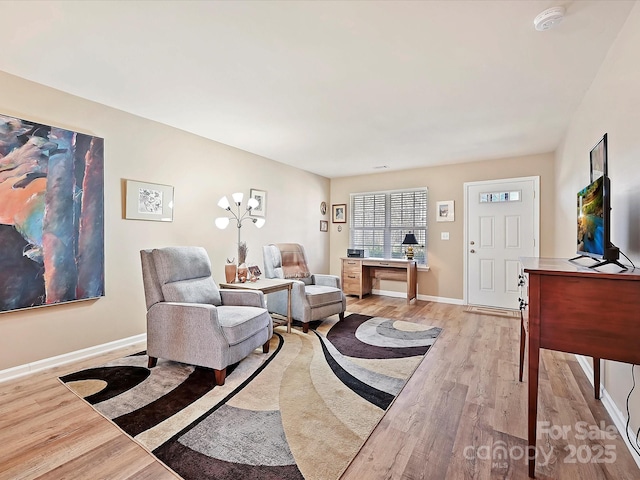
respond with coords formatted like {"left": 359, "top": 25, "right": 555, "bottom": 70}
{"left": 349, "top": 187, "right": 428, "bottom": 265}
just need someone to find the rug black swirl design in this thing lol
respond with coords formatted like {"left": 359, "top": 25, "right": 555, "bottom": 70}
{"left": 60, "top": 313, "right": 441, "bottom": 480}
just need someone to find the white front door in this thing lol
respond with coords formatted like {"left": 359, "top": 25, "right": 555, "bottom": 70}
{"left": 465, "top": 177, "right": 539, "bottom": 309}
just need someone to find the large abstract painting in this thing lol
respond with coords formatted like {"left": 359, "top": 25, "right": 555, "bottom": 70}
{"left": 0, "top": 114, "right": 104, "bottom": 313}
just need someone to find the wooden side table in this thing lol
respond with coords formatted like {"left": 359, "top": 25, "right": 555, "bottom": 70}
{"left": 219, "top": 278, "right": 294, "bottom": 333}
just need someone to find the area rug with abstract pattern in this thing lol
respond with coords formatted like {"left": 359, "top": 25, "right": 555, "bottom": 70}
{"left": 60, "top": 313, "right": 441, "bottom": 480}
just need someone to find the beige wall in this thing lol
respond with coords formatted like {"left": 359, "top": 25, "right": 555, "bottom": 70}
{"left": 0, "top": 70, "right": 330, "bottom": 371}
{"left": 554, "top": 3, "right": 640, "bottom": 443}
{"left": 330, "top": 153, "right": 555, "bottom": 300}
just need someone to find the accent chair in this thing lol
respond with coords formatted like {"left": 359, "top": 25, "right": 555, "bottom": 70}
{"left": 262, "top": 243, "right": 346, "bottom": 333}
{"left": 140, "top": 246, "right": 273, "bottom": 385}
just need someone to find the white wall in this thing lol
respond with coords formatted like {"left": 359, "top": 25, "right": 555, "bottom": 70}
{"left": 555, "top": 2, "right": 640, "bottom": 447}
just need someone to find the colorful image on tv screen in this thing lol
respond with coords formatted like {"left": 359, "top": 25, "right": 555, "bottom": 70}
{"left": 577, "top": 176, "right": 604, "bottom": 256}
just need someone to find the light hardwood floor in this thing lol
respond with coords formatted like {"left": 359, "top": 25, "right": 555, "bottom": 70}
{"left": 1, "top": 296, "right": 638, "bottom": 479}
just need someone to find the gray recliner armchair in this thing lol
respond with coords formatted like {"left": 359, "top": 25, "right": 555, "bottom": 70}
{"left": 140, "top": 246, "right": 273, "bottom": 386}
{"left": 262, "top": 243, "right": 346, "bottom": 333}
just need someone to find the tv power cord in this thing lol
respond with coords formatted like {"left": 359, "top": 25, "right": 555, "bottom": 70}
{"left": 619, "top": 249, "right": 637, "bottom": 270}
{"left": 625, "top": 364, "right": 640, "bottom": 456}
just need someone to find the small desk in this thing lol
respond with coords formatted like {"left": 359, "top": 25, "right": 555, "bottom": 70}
{"left": 521, "top": 257, "right": 640, "bottom": 478}
{"left": 341, "top": 257, "right": 417, "bottom": 303}
{"left": 220, "top": 278, "right": 294, "bottom": 333}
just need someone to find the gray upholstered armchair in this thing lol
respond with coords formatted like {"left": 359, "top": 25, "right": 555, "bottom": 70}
{"left": 140, "top": 246, "right": 273, "bottom": 386}
{"left": 262, "top": 243, "right": 346, "bottom": 333}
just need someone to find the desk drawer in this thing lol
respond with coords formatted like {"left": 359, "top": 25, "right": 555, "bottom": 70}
{"left": 342, "top": 259, "right": 361, "bottom": 275}
{"left": 363, "top": 259, "right": 405, "bottom": 268}
{"left": 342, "top": 275, "right": 361, "bottom": 295}
{"left": 341, "top": 258, "right": 369, "bottom": 297}
{"left": 343, "top": 271, "right": 361, "bottom": 281}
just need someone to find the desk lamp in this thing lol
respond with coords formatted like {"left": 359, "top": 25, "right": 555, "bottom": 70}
{"left": 402, "top": 233, "right": 419, "bottom": 260}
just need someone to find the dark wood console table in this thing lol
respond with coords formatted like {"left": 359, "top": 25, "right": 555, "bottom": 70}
{"left": 521, "top": 257, "right": 640, "bottom": 478}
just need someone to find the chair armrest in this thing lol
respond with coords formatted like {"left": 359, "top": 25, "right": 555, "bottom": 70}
{"left": 312, "top": 274, "right": 342, "bottom": 289}
{"left": 219, "top": 289, "right": 266, "bottom": 308}
{"left": 290, "top": 279, "right": 307, "bottom": 294}
{"left": 146, "top": 302, "right": 229, "bottom": 364}
{"left": 148, "top": 302, "right": 223, "bottom": 333}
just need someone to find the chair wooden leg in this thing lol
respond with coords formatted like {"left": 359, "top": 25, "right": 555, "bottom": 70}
{"left": 148, "top": 356, "right": 158, "bottom": 368}
{"left": 339, "top": 312, "right": 345, "bottom": 321}
{"left": 263, "top": 340, "right": 270, "bottom": 353}
{"left": 302, "top": 322, "right": 309, "bottom": 333}
{"left": 214, "top": 368, "right": 226, "bottom": 386}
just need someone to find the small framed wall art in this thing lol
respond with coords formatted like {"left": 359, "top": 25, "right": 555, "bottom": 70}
{"left": 125, "top": 180, "right": 174, "bottom": 221}
{"left": 332, "top": 203, "right": 346, "bottom": 223}
{"left": 320, "top": 220, "right": 328, "bottom": 232}
{"left": 250, "top": 189, "right": 267, "bottom": 217}
{"left": 436, "top": 200, "right": 454, "bottom": 222}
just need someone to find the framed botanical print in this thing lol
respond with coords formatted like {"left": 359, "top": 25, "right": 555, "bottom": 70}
{"left": 125, "top": 180, "right": 174, "bottom": 222}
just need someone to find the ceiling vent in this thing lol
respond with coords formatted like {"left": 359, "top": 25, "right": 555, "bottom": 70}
{"left": 533, "top": 6, "right": 565, "bottom": 31}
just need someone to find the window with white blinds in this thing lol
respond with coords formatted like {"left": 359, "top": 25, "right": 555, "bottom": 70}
{"left": 350, "top": 188, "right": 428, "bottom": 264}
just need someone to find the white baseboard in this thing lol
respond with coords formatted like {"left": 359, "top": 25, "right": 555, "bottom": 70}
{"left": 420, "top": 294, "right": 464, "bottom": 305}
{"left": 0, "top": 334, "right": 147, "bottom": 384}
{"left": 371, "top": 289, "right": 463, "bottom": 305}
{"left": 372, "top": 288, "right": 406, "bottom": 299}
{"left": 576, "top": 355, "right": 640, "bottom": 469}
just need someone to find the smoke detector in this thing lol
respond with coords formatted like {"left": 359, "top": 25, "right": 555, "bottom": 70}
{"left": 534, "top": 6, "right": 565, "bottom": 31}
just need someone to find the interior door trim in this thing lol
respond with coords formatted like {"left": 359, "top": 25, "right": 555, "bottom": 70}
{"left": 463, "top": 175, "right": 540, "bottom": 306}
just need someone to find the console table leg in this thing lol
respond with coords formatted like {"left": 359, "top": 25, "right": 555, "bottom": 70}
{"left": 519, "top": 310, "right": 526, "bottom": 382}
{"left": 528, "top": 276, "right": 541, "bottom": 478}
{"left": 593, "top": 357, "right": 601, "bottom": 400}
{"left": 528, "top": 343, "right": 540, "bottom": 478}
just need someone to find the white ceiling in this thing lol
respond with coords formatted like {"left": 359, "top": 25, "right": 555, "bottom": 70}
{"left": 0, "top": 1, "right": 635, "bottom": 178}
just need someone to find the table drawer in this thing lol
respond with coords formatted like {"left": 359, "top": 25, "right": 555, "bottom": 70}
{"left": 343, "top": 271, "right": 361, "bottom": 282}
{"left": 343, "top": 276, "right": 361, "bottom": 295}
{"left": 342, "top": 259, "right": 361, "bottom": 274}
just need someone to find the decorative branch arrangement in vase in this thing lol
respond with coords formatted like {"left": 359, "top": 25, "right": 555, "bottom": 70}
{"left": 237, "top": 242, "right": 249, "bottom": 283}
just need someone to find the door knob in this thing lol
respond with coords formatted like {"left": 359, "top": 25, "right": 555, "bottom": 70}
{"left": 470, "top": 249, "right": 476, "bottom": 253}
{"left": 470, "top": 241, "right": 475, "bottom": 245}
